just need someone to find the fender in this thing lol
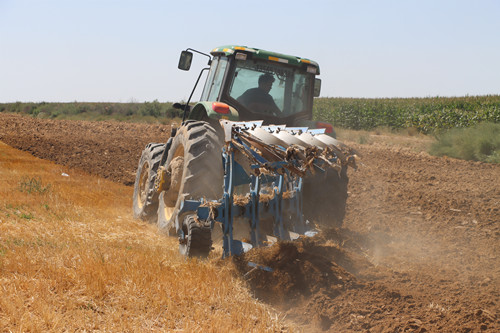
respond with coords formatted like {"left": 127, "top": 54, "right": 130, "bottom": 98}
{"left": 189, "top": 101, "right": 239, "bottom": 121}
{"left": 295, "top": 119, "right": 337, "bottom": 138}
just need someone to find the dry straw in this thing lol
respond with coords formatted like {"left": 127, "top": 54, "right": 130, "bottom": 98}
{"left": 0, "top": 142, "right": 289, "bottom": 332}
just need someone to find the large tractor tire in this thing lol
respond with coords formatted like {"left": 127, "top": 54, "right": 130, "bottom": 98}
{"left": 303, "top": 166, "right": 349, "bottom": 228}
{"left": 157, "top": 121, "right": 223, "bottom": 242}
{"left": 133, "top": 143, "right": 165, "bottom": 221}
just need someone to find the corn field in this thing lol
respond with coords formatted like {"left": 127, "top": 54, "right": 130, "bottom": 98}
{"left": 313, "top": 95, "right": 500, "bottom": 133}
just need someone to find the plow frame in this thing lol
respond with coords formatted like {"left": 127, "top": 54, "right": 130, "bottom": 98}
{"left": 176, "top": 122, "right": 317, "bottom": 257}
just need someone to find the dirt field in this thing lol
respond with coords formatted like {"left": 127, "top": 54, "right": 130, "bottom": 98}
{"left": 1, "top": 113, "right": 499, "bottom": 332}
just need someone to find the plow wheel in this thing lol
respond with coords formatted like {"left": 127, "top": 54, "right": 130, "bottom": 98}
{"left": 303, "top": 166, "right": 349, "bottom": 228}
{"left": 133, "top": 143, "right": 165, "bottom": 221}
{"left": 157, "top": 121, "right": 223, "bottom": 239}
{"left": 179, "top": 215, "right": 212, "bottom": 258}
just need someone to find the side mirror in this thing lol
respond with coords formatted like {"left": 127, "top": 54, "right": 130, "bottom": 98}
{"left": 178, "top": 51, "right": 193, "bottom": 71}
{"left": 314, "top": 78, "right": 321, "bottom": 97}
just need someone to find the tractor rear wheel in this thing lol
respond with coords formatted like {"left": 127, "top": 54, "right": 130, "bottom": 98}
{"left": 133, "top": 143, "right": 165, "bottom": 221}
{"left": 303, "top": 166, "right": 349, "bottom": 228}
{"left": 157, "top": 121, "right": 223, "bottom": 238}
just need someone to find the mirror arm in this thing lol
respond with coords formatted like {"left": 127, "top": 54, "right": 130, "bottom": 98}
{"left": 182, "top": 67, "right": 210, "bottom": 122}
{"left": 186, "top": 48, "right": 212, "bottom": 66}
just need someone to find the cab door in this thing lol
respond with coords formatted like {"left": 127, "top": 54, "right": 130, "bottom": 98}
{"left": 200, "top": 56, "right": 229, "bottom": 102}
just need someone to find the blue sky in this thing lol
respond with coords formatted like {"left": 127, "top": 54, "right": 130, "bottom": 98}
{"left": 1, "top": 0, "right": 499, "bottom": 102}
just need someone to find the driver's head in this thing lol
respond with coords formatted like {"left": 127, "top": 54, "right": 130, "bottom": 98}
{"left": 258, "top": 73, "right": 275, "bottom": 93}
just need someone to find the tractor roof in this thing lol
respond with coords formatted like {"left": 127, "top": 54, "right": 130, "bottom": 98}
{"left": 211, "top": 45, "right": 320, "bottom": 74}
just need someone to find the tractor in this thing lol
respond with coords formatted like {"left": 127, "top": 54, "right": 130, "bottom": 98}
{"left": 133, "top": 45, "right": 356, "bottom": 257}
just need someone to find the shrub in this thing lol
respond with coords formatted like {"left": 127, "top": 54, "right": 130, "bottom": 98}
{"left": 18, "top": 176, "right": 51, "bottom": 194}
{"left": 429, "top": 122, "right": 500, "bottom": 163}
{"left": 166, "top": 106, "right": 182, "bottom": 118}
{"left": 140, "top": 99, "right": 163, "bottom": 117}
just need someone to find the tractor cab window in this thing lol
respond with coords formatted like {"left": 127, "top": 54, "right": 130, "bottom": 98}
{"left": 291, "top": 74, "right": 312, "bottom": 115}
{"left": 201, "top": 56, "right": 228, "bottom": 101}
{"left": 228, "top": 59, "right": 313, "bottom": 118}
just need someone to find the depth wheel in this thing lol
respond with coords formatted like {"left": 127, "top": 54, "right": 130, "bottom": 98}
{"left": 179, "top": 215, "right": 212, "bottom": 258}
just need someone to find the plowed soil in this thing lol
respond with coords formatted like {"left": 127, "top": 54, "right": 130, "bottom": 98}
{"left": 1, "top": 113, "right": 499, "bottom": 332}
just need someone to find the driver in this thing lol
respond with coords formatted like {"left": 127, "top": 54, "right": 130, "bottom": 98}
{"left": 237, "top": 73, "right": 281, "bottom": 115}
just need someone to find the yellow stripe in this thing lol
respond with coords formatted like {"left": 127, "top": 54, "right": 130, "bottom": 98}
{"left": 269, "top": 56, "right": 288, "bottom": 63}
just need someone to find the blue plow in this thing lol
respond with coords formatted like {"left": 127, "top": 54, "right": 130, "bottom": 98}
{"left": 176, "top": 120, "right": 352, "bottom": 258}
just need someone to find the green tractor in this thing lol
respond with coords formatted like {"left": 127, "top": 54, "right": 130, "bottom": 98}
{"left": 133, "top": 45, "right": 350, "bottom": 256}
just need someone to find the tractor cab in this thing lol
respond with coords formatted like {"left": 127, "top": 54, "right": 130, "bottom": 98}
{"left": 178, "top": 45, "right": 322, "bottom": 127}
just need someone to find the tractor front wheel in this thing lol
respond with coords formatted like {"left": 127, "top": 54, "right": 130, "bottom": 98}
{"left": 133, "top": 143, "right": 165, "bottom": 221}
